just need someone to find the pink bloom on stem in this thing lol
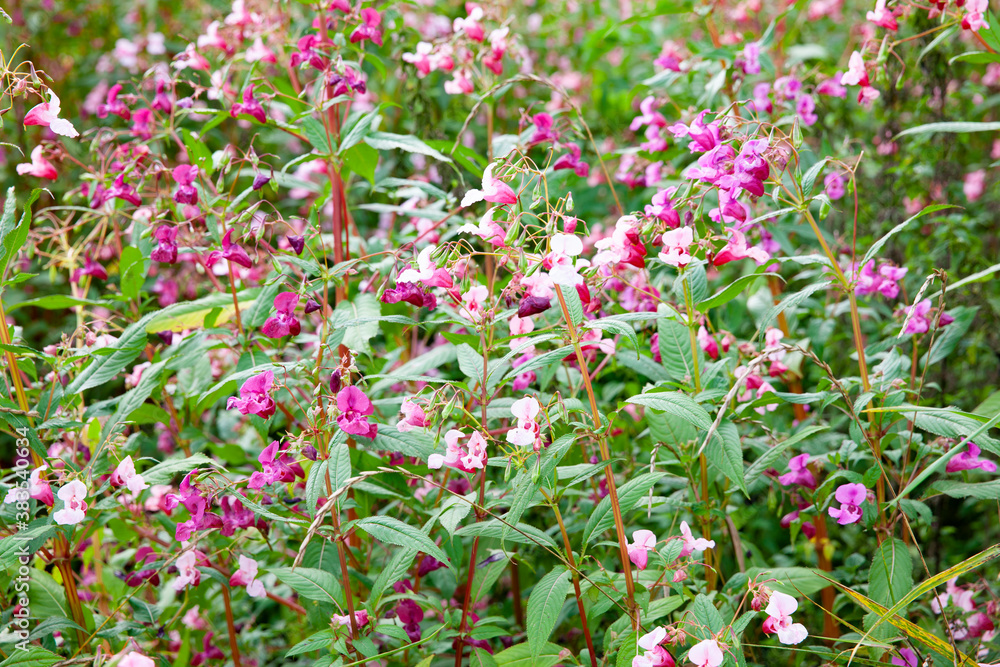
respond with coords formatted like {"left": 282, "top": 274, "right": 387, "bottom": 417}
{"left": 946, "top": 442, "right": 997, "bottom": 473}
{"left": 336, "top": 386, "right": 378, "bottom": 439}
{"left": 248, "top": 441, "right": 299, "bottom": 489}
{"left": 23, "top": 91, "right": 79, "bottom": 137}
{"left": 428, "top": 429, "right": 488, "bottom": 473}
{"left": 107, "top": 174, "right": 142, "bottom": 206}
{"left": 646, "top": 187, "right": 681, "bottom": 227}
{"left": 245, "top": 37, "right": 277, "bottom": 63}
{"left": 172, "top": 165, "right": 199, "bottom": 205}
{"left": 902, "top": 299, "right": 934, "bottom": 336}
{"left": 261, "top": 292, "right": 301, "bottom": 338}
{"left": 963, "top": 0, "right": 989, "bottom": 31}
{"left": 713, "top": 228, "right": 770, "bottom": 266}
{"left": 553, "top": 143, "right": 590, "bottom": 177}
{"left": 964, "top": 170, "right": 986, "bottom": 201}
{"left": 697, "top": 326, "right": 720, "bottom": 360}
{"left": 840, "top": 51, "right": 870, "bottom": 87}
{"left": 229, "top": 555, "right": 266, "bottom": 597}
{"left": 53, "top": 480, "right": 89, "bottom": 525}
{"left": 892, "top": 648, "right": 918, "bottom": 667}
{"left": 333, "top": 610, "right": 371, "bottom": 627}
{"left": 866, "top": 0, "right": 899, "bottom": 30}
{"left": 453, "top": 6, "right": 485, "bottom": 41}
{"left": 351, "top": 8, "right": 383, "bottom": 46}
{"left": 778, "top": 454, "right": 817, "bottom": 490}
{"left": 444, "top": 69, "right": 475, "bottom": 95}
{"left": 16, "top": 146, "right": 58, "bottom": 180}
{"left": 817, "top": 74, "right": 847, "bottom": 98}
{"left": 151, "top": 225, "right": 179, "bottom": 264}
{"left": 131, "top": 108, "right": 153, "bottom": 139}
{"left": 227, "top": 370, "right": 276, "bottom": 419}
{"left": 688, "top": 639, "right": 724, "bottom": 667}
{"left": 397, "top": 399, "right": 427, "bottom": 432}
{"left": 119, "top": 652, "right": 156, "bottom": 667}
{"left": 172, "top": 550, "right": 202, "bottom": 591}
{"left": 634, "top": 627, "right": 674, "bottom": 667}
{"left": 72, "top": 254, "right": 108, "bottom": 283}
{"left": 762, "top": 591, "right": 808, "bottom": 644}
{"left": 231, "top": 85, "right": 267, "bottom": 124}
{"left": 506, "top": 396, "right": 541, "bottom": 449}
{"left": 461, "top": 164, "right": 519, "bottom": 207}
{"left": 4, "top": 464, "right": 54, "bottom": 506}
{"left": 205, "top": 229, "right": 253, "bottom": 269}
{"left": 742, "top": 42, "right": 762, "bottom": 74}
{"left": 627, "top": 529, "right": 657, "bottom": 570}
{"left": 111, "top": 456, "right": 149, "bottom": 495}
{"left": 825, "top": 172, "right": 845, "bottom": 200}
{"left": 658, "top": 227, "right": 693, "bottom": 267}
{"left": 398, "top": 245, "right": 453, "bottom": 288}
{"left": 529, "top": 112, "right": 558, "bottom": 145}
{"left": 459, "top": 209, "right": 507, "bottom": 246}
{"left": 828, "top": 482, "right": 867, "bottom": 525}
{"left": 459, "top": 284, "right": 490, "bottom": 322}
{"left": 679, "top": 520, "right": 715, "bottom": 556}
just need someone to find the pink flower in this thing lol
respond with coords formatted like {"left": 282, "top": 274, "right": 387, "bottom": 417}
{"left": 248, "top": 442, "right": 299, "bottom": 489}
{"left": 398, "top": 399, "right": 428, "bottom": 432}
{"left": 262, "top": 292, "right": 301, "bottom": 338}
{"left": 627, "top": 529, "right": 657, "bottom": 570}
{"left": 679, "top": 520, "right": 715, "bottom": 556}
{"left": 825, "top": 172, "right": 846, "bottom": 200}
{"left": 762, "top": 591, "right": 808, "bottom": 644}
{"left": 778, "top": 454, "right": 817, "bottom": 490}
{"left": 545, "top": 233, "right": 588, "bottom": 286}
{"left": 553, "top": 143, "right": 590, "bottom": 177}
{"left": 131, "top": 108, "right": 153, "bottom": 139}
{"left": 828, "top": 482, "right": 867, "bottom": 525}
{"left": 382, "top": 282, "right": 438, "bottom": 310}
{"left": 742, "top": 42, "right": 762, "bottom": 74}
{"left": 337, "top": 386, "right": 378, "bottom": 439}
{"left": 964, "top": 170, "right": 986, "bottom": 201}
{"left": 697, "top": 326, "right": 720, "bottom": 360}
{"left": 867, "top": 0, "right": 899, "bottom": 30}
{"left": 841, "top": 51, "right": 870, "bottom": 87}
{"left": 658, "top": 227, "right": 693, "bottom": 267}
{"left": 506, "top": 396, "right": 541, "bottom": 449}
{"left": 4, "top": 464, "right": 54, "bottom": 507}
{"left": 963, "top": 0, "right": 989, "bottom": 31}
{"left": 172, "top": 165, "right": 199, "bottom": 205}
{"left": 112, "top": 456, "right": 149, "bottom": 495}
{"left": 459, "top": 209, "right": 507, "bottom": 246}
{"left": 72, "top": 254, "right": 108, "bottom": 283}
{"left": 892, "top": 648, "right": 918, "bottom": 667}
{"left": 444, "top": 69, "right": 475, "bottom": 95}
{"left": 106, "top": 174, "right": 142, "bottom": 207}
{"left": 461, "top": 164, "right": 519, "bottom": 207}
{"left": 397, "top": 245, "right": 453, "bottom": 288}
{"left": 119, "top": 652, "right": 156, "bottom": 667}
{"left": 712, "top": 229, "right": 770, "bottom": 266}
{"left": 151, "top": 225, "right": 179, "bottom": 264}
{"left": 231, "top": 85, "right": 267, "bottom": 124}
{"left": 529, "top": 113, "right": 559, "bottom": 145}
{"left": 53, "top": 480, "right": 89, "bottom": 525}
{"left": 429, "top": 430, "right": 488, "bottom": 473}
{"left": 229, "top": 555, "right": 266, "bottom": 597}
{"left": 245, "top": 37, "right": 277, "bottom": 64}
{"left": 946, "top": 442, "right": 997, "bottom": 473}
{"left": 227, "top": 371, "right": 277, "bottom": 419}
{"left": 351, "top": 8, "right": 383, "bottom": 46}
{"left": 931, "top": 577, "right": 977, "bottom": 613}
{"left": 205, "top": 229, "right": 254, "bottom": 269}
{"left": 453, "top": 6, "right": 485, "bottom": 41}
{"left": 459, "top": 284, "right": 490, "bottom": 322}
{"left": 902, "top": 299, "right": 933, "bottom": 336}
{"left": 16, "top": 146, "right": 58, "bottom": 180}
{"left": 23, "top": 91, "right": 79, "bottom": 137}
{"left": 173, "top": 550, "right": 202, "bottom": 591}
{"left": 688, "top": 639, "right": 724, "bottom": 667}
{"left": 646, "top": 188, "right": 681, "bottom": 227}
{"left": 634, "top": 627, "right": 674, "bottom": 667}
{"left": 333, "top": 610, "right": 371, "bottom": 627}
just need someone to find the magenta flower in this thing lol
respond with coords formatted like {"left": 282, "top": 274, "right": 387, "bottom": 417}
{"left": 645, "top": 187, "right": 681, "bottom": 227}
{"left": 131, "top": 108, "right": 153, "bottom": 140}
{"left": 227, "top": 370, "right": 276, "bottom": 419}
{"left": 946, "top": 442, "right": 997, "bottom": 473}
{"left": 461, "top": 164, "right": 519, "bottom": 207}
{"left": 220, "top": 495, "right": 259, "bottom": 536}
{"left": 333, "top": 610, "right": 371, "bottom": 628}
{"left": 16, "top": 146, "right": 58, "bottom": 180}
{"left": 841, "top": 51, "right": 871, "bottom": 87}
{"left": 107, "top": 174, "right": 142, "bottom": 206}
{"left": 891, "top": 648, "right": 918, "bottom": 667}
{"left": 381, "top": 283, "right": 438, "bottom": 310}
{"left": 151, "top": 225, "right": 179, "bottom": 264}
{"left": 658, "top": 227, "right": 693, "bottom": 267}
{"left": 72, "top": 254, "right": 108, "bottom": 283}
{"left": 206, "top": 229, "right": 254, "bottom": 269}
{"left": 712, "top": 228, "right": 770, "bottom": 266}
{"left": 248, "top": 441, "right": 299, "bottom": 489}
{"left": 825, "top": 172, "right": 846, "bottom": 200}
{"left": 290, "top": 34, "right": 328, "bottom": 70}
{"left": 231, "top": 85, "right": 267, "bottom": 124}
{"left": 679, "top": 520, "right": 715, "bottom": 556}
{"left": 229, "top": 555, "right": 266, "bottom": 597}
{"left": 172, "top": 165, "right": 199, "bottom": 205}
{"left": 627, "top": 529, "right": 657, "bottom": 570}
{"left": 119, "top": 652, "right": 156, "bottom": 667}
{"left": 4, "top": 464, "right": 53, "bottom": 507}
{"left": 529, "top": 113, "right": 558, "bottom": 145}
{"left": 261, "top": 292, "right": 301, "bottom": 338}
{"left": 778, "top": 454, "right": 817, "bottom": 490}
{"left": 902, "top": 299, "right": 933, "bottom": 336}
{"left": 553, "top": 144, "right": 590, "bottom": 177}
{"left": 350, "top": 8, "right": 383, "bottom": 46}
{"left": 97, "top": 83, "right": 130, "bottom": 120}
{"left": 336, "top": 386, "right": 378, "bottom": 439}
{"left": 697, "top": 326, "right": 720, "bottom": 360}
{"left": 152, "top": 80, "right": 173, "bottom": 113}
{"left": 191, "top": 633, "right": 225, "bottom": 667}
{"left": 867, "top": 0, "right": 899, "bottom": 30}
{"left": 742, "top": 41, "right": 762, "bottom": 74}
{"left": 23, "top": 91, "right": 79, "bottom": 137}
{"left": 828, "top": 483, "right": 867, "bottom": 525}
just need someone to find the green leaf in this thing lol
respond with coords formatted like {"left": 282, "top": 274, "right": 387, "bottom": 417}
{"left": 1, "top": 188, "right": 40, "bottom": 279}
{"left": 756, "top": 281, "right": 831, "bottom": 340}
{"left": 526, "top": 566, "right": 572, "bottom": 660}
{"left": 141, "top": 452, "right": 219, "bottom": 485}
{"left": 697, "top": 272, "right": 778, "bottom": 312}
{"left": 66, "top": 311, "right": 156, "bottom": 393}
{"left": 585, "top": 317, "right": 639, "bottom": 358}
{"left": 339, "top": 108, "right": 381, "bottom": 153}
{"left": 690, "top": 593, "right": 724, "bottom": 634}
{"left": 657, "top": 318, "right": 695, "bottom": 382}
{"left": 743, "top": 566, "right": 831, "bottom": 596}
{"left": 627, "top": 391, "right": 713, "bottom": 430}
{"left": 370, "top": 546, "right": 418, "bottom": 610}
{"left": 926, "top": 479, "right": 1000, "bottom": 500}
{"left": 371, "top": 427, "right": 435, "bottom": 459}
{"left": 743, "top": 425, "right": 830, "bottom": 490}
{"left": 364, "top": 131, "right": 453, "bottom": 163}
{"left": 923, "top": 306, "right": 976, "bottom": 368}
{"left": 300, "top": 117, "right": 333, "bottom": 154}
{"left": 331, "top": 292, "right": 381, "bottom": 355}
{"left": 862, "top": 205, "right": 954, "bottom": 267}
{"left": 182, "top": 129, "right": 214, "bottom": 176}
{"left": 6, "top": 294, "right": 108, "bottom": 311}
{"left": 705, "top": 420, "right": 748, "bottom": 497}
{"left": 343, "top": 142, "right": 379, "bottom": 186}
{"left": 471, "top": 648, "right": 500, "bottom": 667}
{"left": 270, "top": 567, "right": 343, "bottom": 604}
{"left": 894, "top": 121, "right": 1000, "bottom": 139}
{"left": 356, "top": 516, "right": 451, "bottom": 568}
{"left": 494, "top": 641, "right": 565, "bottom": 667}
{"left": 868, "top": 538, "right": 912, "bottom": 608}
{"left": 561, "top": 285, "right": 584, "bottom": 326}
{"left": 0, "top": 647, "right": 62, "bottom": 667}
{"left": 913, "top": 409, "right": 1000, "bottom": 454}
{"left": 583, "top": 472, "right": 664, "bottom": 546}
{"left": 457, "top": 343, "right": 485, "bottom": 386}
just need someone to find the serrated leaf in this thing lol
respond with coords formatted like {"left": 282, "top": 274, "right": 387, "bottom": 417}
{"left": 583, "top": 472, "right": 664, "bottom": 546}
{"left": 705, "top": 420, "right": 748, "bottom": 497}
{"left": 270, "top": 567, "right": 343, "bottom": 604}
{"left": 364, "top": 131, "right": 453, "bottom": 163}
{"left": 627, "top": 391, "right": 713, "bottom": 430}
{"left": 356, "top": 516, "right": 451, "bottom": 568}
{"left": 526, "top": 566, "right": 572, "bottom": 659}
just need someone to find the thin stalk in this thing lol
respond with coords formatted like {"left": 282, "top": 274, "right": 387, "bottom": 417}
{"left": 221, "top": 586, "right": 243, "bottom": 667}
{"left": 543, "top": 489, "right": 598, "bottom": 667}
{"left": 554, "top": 285, "right": 637, "bottom": 630}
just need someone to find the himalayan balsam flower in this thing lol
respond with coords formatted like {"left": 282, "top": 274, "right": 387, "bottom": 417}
{"left": 173, "top": 550, "right": 201, "bottom": 590}
{"left": 679, "top": 520, "right": 715, "bottom": 556}
{"left": 762, "top": 591, "right": 808, "bottom": 644}
{"left": 262, "top": 292, "right": 301, "bottom": 338}
{"left": 946, "top": 442, "right": 997, "bottom": 473}
{"left": 333, "top": 610, "right": 371, "bottom": 627}
{"left": 397, "top": 245, "right": 454, "bottom": 288}
{"left": 205, "top": 229, "right": 253, "bottom": 269}
{"left": 248, "top": 441, "right": 299, "bottom": 489}
{"left": 227, "top": 370, "right": 276, "bottom": 419}
{"left": 16, "top": 146, "right": 58, "bottom": 180}
{"left": 229, "top": 555, "right": 266, "bottom": 598}
{"left": 505, "top": 396, "right": 542, "bottom": 450}
{"left": 23, "top": 91, "right": 80, "bottom": 137}
{"left": 350, "top": 8, "right": 383, "bottom": 46}
{"left": 53, "top": 480, "right": 89, "bottom": 525}
{"left": 891, "top": 648, "right": 918, "bottom": 667}
{"left": 828, "top": 482, "right": 867, "bottom": 525}
{"left": 231, "top": 85, "right": 267, "bottom": 124}
{"left": 461, "top": 164, "right": 519, "bottom": 207}
{"left": 545, "top": 233, "right": 589, "bottom": 286}
{"left": 4, "top": 464, "right": 54, "bottom": 506}
{"left": 111, "top": 456, "right": 149, "bottom": 495}
{"left": 429, "top": 429, "right": 488, "bottom": 472}
{"left": 688, "top": 639, "right": 724, "bottom": 667}
{"left": 336, "top": 386, "right": 378, "bottom": 439}
{"left": 398, "top": 399, "right": 428, "bottom": 432}
{"left": 151, "top": 225, "right": 179, "bottom": 264}
{"left": 658, "top": 227, "right": 693, "bottom": 267}
{"left": 627, "top": 530, "right": 657, "bottom": 570}
{"left": 118, "top": 652, "right": 156, "bottom": 667}
{"left": 866, "top": 0, "right": 899, "bottom": 31}
{"left": 778, "top": 454, "right": 817, "bottom": 490}
{"left": 633, "top": 626, "right": 675, "bottom": 667}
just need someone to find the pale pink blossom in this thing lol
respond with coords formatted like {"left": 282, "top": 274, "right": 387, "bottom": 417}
{"left": 461, "top": 164, "right": 519, "bottom": 207}
{"left": 679, "top": 520, "right": 715, "bottom": 556}
{"left": 112, "top": 456, "right": 149, "bottom": 495}
{"left": 762, "top": 591, "right": 808, "bottom": 644}
{"left": 229, "top": 555, "right": 266, "bottom": 598}
{"left": 53, "top": 480, "right": 89, "bottom": 525}
{"left": 16, "top": 146, "right": 58, "bottom": 180}
{"left": 658, "top": 227, "right": 694, "bottom": 267}
{"left": 688, "top": 639, "right": 724, "bottom": 667}
{"left": 23, "top": 91, "right": 79, "bottom": 138}
{"left": 627, "top": 529, "right": 657, "bottom": 570}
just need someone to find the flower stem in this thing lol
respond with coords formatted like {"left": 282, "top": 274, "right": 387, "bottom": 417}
{"left": 221, "top": 585, "right": 243, "bottom": 667}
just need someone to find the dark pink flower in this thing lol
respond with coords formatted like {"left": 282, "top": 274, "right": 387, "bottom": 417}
{"left": 191, "top": 632, "right": 225, "bottom": 667}
{"left": 249, "top": 441, "right": 299, "bottom": 489}
{"left": 828, "top": 483, "right": 866, "bottom": 525}
{"left": 381, "top": 283, "right": 437, "bottom": 310}
{"left": 16, "top": 146, "right": 58, "bottom": 180}
{"left": 107, "top": 174, "right": 142, "bottom": 206}
{"left": 946, "top": 442, "right": 997, "bottom": 473}
{"left": 553, "top": 143, "right": 589, "bottom": 177}
{"left": 205, "top": 229, "right": 253, "bottom": 269}
{"left": 778, "top": 454, "right": 817, "bottom": 490}
{"left": 231, "top": 85, "right": 267, "bottom": 124}
{"left": 72, "top": 254, "right": 108, "bottom": 283}
{"left": 350, "top": 8, "right": 383, "bottom": 46}
{"left": 152, "top": 80, "right": 173, "bottom": 113}
{"left": 97, "top": 83, "right": 131, "bottom": 121}
{"left": 227, "top": 370, "right": 276, "bottom": 419}
{"left": 262, "top": 292, "right": 301, "bottom": 338}
{"left": 131, "top": 108, "right": 153, "bottom": 139}
{"left": 529, "top": 113, "right": 558, "bottom": 145}
{"left": 172, "top": 165, "right": 199, "bottom": 205}
{"left": 336, "top": 386, "right": 378, "bottom": 439}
